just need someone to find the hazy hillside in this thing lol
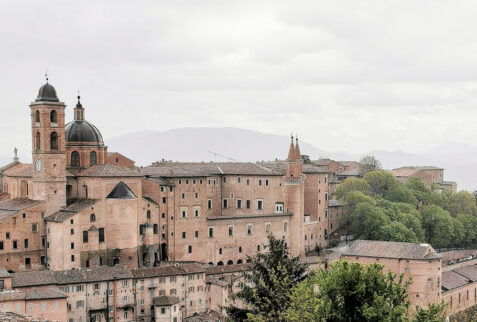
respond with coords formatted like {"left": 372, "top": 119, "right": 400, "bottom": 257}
{"left": 2, "top": 128, "right": 476, "bottom": 191}
{"left": 106, "top": 127, "right": 326, "bottom": 165}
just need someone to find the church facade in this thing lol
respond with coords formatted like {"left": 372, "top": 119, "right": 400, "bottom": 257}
{"left": 0, "top": 81, "right": 339, "bottom": 274}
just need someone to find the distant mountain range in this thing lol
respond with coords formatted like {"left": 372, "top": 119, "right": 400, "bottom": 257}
{"left": 3, "top": 127, "right": 477, "bottom": 191}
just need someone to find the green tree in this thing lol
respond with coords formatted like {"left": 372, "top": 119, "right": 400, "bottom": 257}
{"left": 359, "top": 155, "right": 382, "bottom": 176}
{"left": 342, "top": 191, "right": 376, "bottom": 239}
{"left": 405, "top": 178, "right": 432, "bottom": 204}
{"left": 335, "top": 178, "right": 371, "bottom": 200}
{"left": 351, "top": 202, "right": 390, "bottom": 240}
{"left": 226, "top": 234, "right": 307, "bottom": 322}
{"left": 413, "top": 301, "right": 447, "bottom": 322}
{"left": 283, "top": 260, "right": 411, "bottom": 321}
{"left": 422, "top": 205, "right": 454, "bottom": 249}
{"left": 385, "top": 184, "right": 418, "bottom": 204}
{"left": 442, "top": 191, "right": 477, "bottom": 217}
{"left": 456, "top": 213, "right": 477, "bottom": 247}
{"left": 364, "top": 170, "right": 398, "bottom": 197}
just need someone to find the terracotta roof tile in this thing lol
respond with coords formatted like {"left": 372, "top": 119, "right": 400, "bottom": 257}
{"left": 24, "top": 289, "right": 67, "bottom": 300}
{"left": 442, "top": 270, "right": 471, "bottom": 291}
{"left": 45, "top": 199, "right": 99, "bottom": 223}
{"left": 142, "top": 162, "right": 281, "bottom": 177}
{"left": 77, "top": 164, "right": 142, "bottom": 177}
{"left": 154, "top": 296, "right": 180, "bottom": 306}
{"left": 132, "top": 263, "right": 204, "bottom": 278}
{"left": 0, "top": 198, "right": 44, "bottom": 221}
{"left": 337, "top": 240, "right": 441, "bottom": 260}
{"left": 3, "top": 163, "right": 33, "bottom": 177}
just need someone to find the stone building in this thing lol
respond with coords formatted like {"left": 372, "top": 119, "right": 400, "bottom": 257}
{"left": 392, "top": 166, "right": 457, "bottom": 192}
{"left": 0, "top": 81, "right": 345, "bottom": 274}
{"left": 331, "top": 240, "right": 442, "bottom": 314}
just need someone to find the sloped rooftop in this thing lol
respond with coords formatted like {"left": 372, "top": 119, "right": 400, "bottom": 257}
{"left": 45, "top": 199, "right": 99, "bottom": 223}
{"left": 336, "top": 240, "right": 441, "bottom": 260}
{"left": 106, "top": 181, "right": 137, "bottom": 199}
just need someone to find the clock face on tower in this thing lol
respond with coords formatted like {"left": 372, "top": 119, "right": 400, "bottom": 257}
{"left": 35, "top": 159, "right": 42, "bottom": 172}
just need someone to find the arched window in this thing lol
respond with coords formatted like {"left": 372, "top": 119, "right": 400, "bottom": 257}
{"left": 50, "top": 110, "right": 58, "bottom": 123}
{"left": 89, "top": 151, "right": 97, "bottom": 166}
{"left": 217, "top": 261, "right": 224, "bottom": 266}
{"left": 35, "top": 110, "right": 40, "bottom": 123}
{"left": 90, "top": 214, "right": 96, "bottom": 222}
{"left": 113, "top": 258, "right": 120, "bottom": 266}
{"left": 188, "top": 245, "right": 192, "bottom": 254}
{"left": 237, "top": 259, "right": 243, "bottom": 264}
{"left": 227, "top": 260, "right": 234, "bottom": 265}
{"left": 147, "top": 210, "right": 151, "bottom": 219}
{"left": 35, "top": 132, "right": 41, "bottom": 150}
{"left": 50, "top": 132, "right": 58, "bottom": 150}
{"left": 71, "top": 151, "right": 80, "bottom": 167}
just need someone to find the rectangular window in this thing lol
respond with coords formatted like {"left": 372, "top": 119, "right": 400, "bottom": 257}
{"left": 275, "top": 203, "right": 284, "bottom": 213}
{"left": 83, "top": 231, "right": 88, "bottom": 243}
{"left": 265, "top": 223, "right": 271, "bottom": 233}
{"left": 247, "top": 224, "right": 253, "bottom": 235}
{"left": 195, "top": 231, "right": 199, "bottom": 238}
{"left": 139, "top": 225, "right": 145, "bottom": 235}
{"left": 246, "top": 200, "right": 251, "bottom": 209}
{"left": 71, "top": 242, "right": 74, "bottom": 249}
{"left": 0, "top": 241, "right": 3, "bottom": 250}
{"left": 258, "top": 179, "right": 262, "bottom": 186}
{"left": 41, "top": 237, "right": 46, "bottom": 247}
{"left": 228, "top": 226, "right": 234, "bottom": 237}
{"left": 223, "top": 199, "right": 228, "bottom": 208}
{"left": 325, "top": 192, "right": 328, "bottom": 201}
{"left": 32, "top": 224, "right": 38, "bottom": 232}
{"left": 70, "top": 228, "right": 74, "bottom": 235}
{"left": 25, "top": 258, "right": 31, "bottom": 266}
{"left": 207, "top": 199, "right": 212, "bottom": 209}
{"left": 162, "top": 197, "right": 167, "bottom": 203}
{"left": 246, "top": 179, "right": 250, "bottom": 185}
{"left": 99, "top": 228, "right": 105, "bottom": 243}
{"left": 257, "top": 199, "right": 263, "bottom": 210}
{"left": 124, "top": 296, "right": 128, "bottom": 303}
{"left": 265, "top": 179, "right": 269, "bottom": 186}
{"left": 208, "top": 227, "right": 214, "bottom": 238}
{"left": 153, "top": 224, "right": 158, "bottom": 234}
{"left": 182, "top": 210, "right": 187, "bottom": 218}
{"left": 182, "top": 232, "right": 186, "bottom": 239}
{"left": 230, "top": 193, "right": 234, "bottom": 199}
{"left": 41, "top": 302, "right": 46, "bottom": 311}
{"left": 16, "top": 303, "right": 21, "bottom": 313}
{"left": 76, "top": 300, "right": 84, "bottom": 308}
{"left": 71, "top": 255, "right": 75, "bottom": 262}
{"left": 194, "top": 209, "right": 199, "bottom": 217}
{"left": 6, "top": 233, "right": 9, "bottom": 239}
{"left": 181, "top": 193, "right": 185, "bottom": 199}
{"left": 12, "top": 240, "right": 17, "bottom": 249}
{"left": 237, "top": 199, "right": 242, "bottom": 209}
{"left": 223, "top": 177, "right": 226, "bottom": 183}
{"left": 284, "top": 222, "right": 288, "bottom": 232}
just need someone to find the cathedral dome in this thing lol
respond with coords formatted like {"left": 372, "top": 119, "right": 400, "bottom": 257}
{"left": 65, "top": 120, "right": 104, "bottom": 144}
{"left": 35, "top": 83, "right": 59, "bottom": 102}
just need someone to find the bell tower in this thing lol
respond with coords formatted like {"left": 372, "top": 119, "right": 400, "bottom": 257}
{"left": 30, "top": 78, "right": 67, "bottom": 215}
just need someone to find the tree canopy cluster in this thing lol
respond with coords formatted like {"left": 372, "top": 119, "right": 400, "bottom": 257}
{"left": 336, "top": 170, "right": 477, "bottom": 249}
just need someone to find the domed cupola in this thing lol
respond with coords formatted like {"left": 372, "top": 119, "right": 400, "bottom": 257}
{"left": 65, "top": 96, "right": 104, "bottom": 145}
{"left": 35, "top": 82, "right": 59, "bottom": 102}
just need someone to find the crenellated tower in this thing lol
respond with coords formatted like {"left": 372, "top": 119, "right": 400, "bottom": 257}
{"left": 30, "top": 80, "right": 67, "bottom": 215}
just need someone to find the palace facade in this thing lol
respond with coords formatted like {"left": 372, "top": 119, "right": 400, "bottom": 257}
{"left": 0, "top": 81, "right": 340, "bottom": 274}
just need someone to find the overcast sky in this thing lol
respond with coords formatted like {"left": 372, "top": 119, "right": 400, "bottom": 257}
{"left": 2, "top": 0, "right": 477, "bottom": 159}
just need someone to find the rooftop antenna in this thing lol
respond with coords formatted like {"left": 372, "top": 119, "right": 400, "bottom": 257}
{"left": 45, "top": 68, "right": 49, "bottom": 84}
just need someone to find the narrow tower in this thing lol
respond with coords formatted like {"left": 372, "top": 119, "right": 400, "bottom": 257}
{"left": 284, "top": 134, "right": 305, "bottom": 257}
{"left": 30, "top": 79, "right": 67, "bottom": 215}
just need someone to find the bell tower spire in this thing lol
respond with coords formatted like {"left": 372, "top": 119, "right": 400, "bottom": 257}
{"left": 74, "top": 91, "right": 85, "bottom": 121}
{"left": 30, "top": 78, "right": 66, "bottom": 215}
